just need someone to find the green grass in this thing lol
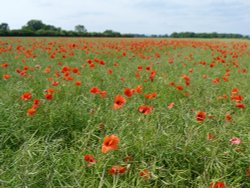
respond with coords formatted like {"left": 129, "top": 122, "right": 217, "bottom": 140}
{"left": 0, "top": 37, "right": 250, "bottom": 187}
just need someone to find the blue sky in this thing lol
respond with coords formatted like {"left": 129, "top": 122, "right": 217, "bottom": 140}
{"left": 1, "top": 0, "right": 250, "bottom": 35}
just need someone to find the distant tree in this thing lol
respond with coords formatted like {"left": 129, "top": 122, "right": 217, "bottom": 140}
{"left": 44, "top": 25, "right": 61, "bottom": 31}
{"left": 103, "top": 30, "right": 121, "bottom": 37}
{"left": 0, "top": 23, "right": 10, "bottom": 32}
{"left": 75, "top": 25, "right": 87, "bottom": 33}
{"left": 9, "top": 29, "right": 35, "bottom": 36}
{"left": 22, "top": 20, "right": 45, "bottom": 31}
{"left": 170, "top": 32, "right": 179, "bottom": 38}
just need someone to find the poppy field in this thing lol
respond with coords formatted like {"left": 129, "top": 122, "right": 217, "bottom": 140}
{"left": 0, "top": 37, "right": 250, "bottom": 187}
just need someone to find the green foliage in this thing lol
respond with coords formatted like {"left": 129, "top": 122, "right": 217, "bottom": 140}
{"left": 0, "top": 23, "right": 10, "bottom": 32}
{"left": 75, "top": 25, "right": 87, "bottom": 33}
{"left": 0, "top": 20, "right": 249, "bottom": 38}
{"left": 22, "top": 19, "right": 46, "bottom": 31}
{"left": 170, "top": 32, "right": 248, "bottom": 39}
{"left": 0, "top": 37, "right": 250, "bottom": 187}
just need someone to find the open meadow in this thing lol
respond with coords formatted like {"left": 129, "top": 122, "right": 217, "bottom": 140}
{"left": 0, "top": 37, "right": 250, "bottom": 187}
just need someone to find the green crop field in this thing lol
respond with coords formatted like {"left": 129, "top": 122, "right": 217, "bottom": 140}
{"left": 0, "top": 37, "right": 250, "bottom": 187}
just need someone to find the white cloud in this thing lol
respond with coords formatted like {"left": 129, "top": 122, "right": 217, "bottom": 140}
{"left": 0, "top": 0, "right": 249, "bottom": 35}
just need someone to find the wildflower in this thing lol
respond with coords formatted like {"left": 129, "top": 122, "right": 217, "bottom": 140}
{"left": 101, "top": 135, "right": 119, "bottom": 153}
{"left": 247, "top": 166, "right": 250, "bottom": 177}
{"left": 113, "top": 95, "right": 126, "bottom": 109}
{"left": 167, "top": 102, "right": 175, "bottom": 109}
{"left": 44, "top": 93, "right": 53, "bottom": 100}
{"left": 99, "top": 90, "right": 107, "bottom": 98}
{"left": 84, "top": 154, "right": 96, "bottom": 164}
{"left": 108, "top": 165, "right": 126, "bottom": 175}
{"left": 209, "top": 182, "right": 225, "bottom": 188}
{"left": 137, "top": 65, "right": 143, "bottom": 71}
{"left": 124, "top": 155, "right": 133, "bottom": 162}
{"left": 32, "top": 99, "right": 40, "bottom": 109}
{"left": 52, "top": 81, "right": 59, "bottom": 86}
{"left": 230, "top": 137, "right": 241, "bottom": 145}
{"left": 3, "top": 74, "right": 10, "bottom": 80}
{"left": 144, "top": 93, "right": 157, "bottom": 99}
{"left": 134, "top": 85, "right": 143, "bottom": 93}
{"left": 212, "top": 77, "right": 220, "bottom": 84}
{"left": 225, "top": 113, "right": 232, "bottom": 122}
{"left": 107, "top": 69, "right": 113, "bottom": 74}
{"left": 149, "top": 70, "right": 156, "bottom": 81}
{"left": 90, "top": 86, "right": 100, "bottom": 94}
{"left": 21, "top": 92, "right": 32, "bottom": 101}
{"left": 75, "top": 80, "right": 81, "bottom": 86}
{"left": 235, "top": 103, "right": 245, "bottom": 109}
{"left": 1, "top": 63, "right": 8, "bottom": 68}
{"left": 196, "top": 111, "right": 206, "bottom": 122}
{"left": 231, "top": 87, "right": 239, "bottom": 95}
{"left": 124, "top": 88, "right": 133, "bottom": 97}
{"left": 207, "top": 133, "right": 215, "bottom": 140}
{"left": 169, "top": 82, "right": 175, "bottom": 86}
{"left": 27, "top": 108, "right": 36, "bottom": 116}
{"left": 139, "top": 169, "right": 150, "bottom": 180}
{"left": 231, "top": 95, "right": 243, "bottom": 102}
{"left": 176, "top": 85, "right": 183, "bottom": 90}
{"left": 138, "top": 105, "right": 153, "bottom": 115}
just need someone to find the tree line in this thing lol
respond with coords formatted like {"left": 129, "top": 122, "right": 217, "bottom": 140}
{"left": 0, "top": 20, "right": 249, "bottom": 38}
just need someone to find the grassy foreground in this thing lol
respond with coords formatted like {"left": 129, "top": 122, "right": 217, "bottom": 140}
{"left": 0, "top": 37, "right": 250, "bottom": 187}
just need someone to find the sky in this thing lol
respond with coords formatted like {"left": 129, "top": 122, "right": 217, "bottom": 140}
{"left": 1, "top": 0, "right": 250, "bottom": 35}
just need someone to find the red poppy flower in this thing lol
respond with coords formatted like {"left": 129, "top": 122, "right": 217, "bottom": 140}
{"left": 207, "top": 133, "right": 215, "bottom": 140}
{"left": 231, "top": 95, "right": 243, "bottom": 101}
{"left": 3, "top": 74, "right": 10, "bottom": 80}
{"left": 149, "top": 70, "right": 156, "bottom": 81}
{"left": 169, "top": 82, "right": 175, "bottom": 86}
{"left": 134, "top": 85, "right": 143, "bottom": 93}
{"left": 145, "top": 66, "right": 151, "bottom": 71}
{"left": 139, "top": 169, "right": 150, "bottom": 180}
{"left": 235, "top": 103, "right": 245, "bottom": 109}
{"left": 101, "top": 135, "right": 119, "bottom": 153}
{"left": 108, "top": 165, "right": 126, "bottom": 175}
{"left": 44, "top": 67, "right": 51, "bottom": 73}
{"left": 84, "top": 154, "right": 96, "bottom": 163}
{"left": 90, "top": 87, "right": 100, "bottom": 94}
{"left": 167, "top": 102, "right": 175, "bottom": 109}
{"left": 44, "top": 93, "right": 53, "bottom": 100}
{"left": 32, "top": 99, "right": 40, "bottom": 109}
{"left": 99, "top": 90, "right": 107, "bottom": 98}
{"left": 27, "top": 108, "right": 36, "bottom": 116}
{"left": 124, "top": 155, "right": 133, "bottom": 162}
{"left": 209, "top": 182, "right": 225, "bottom": 188}
{"left": 212, "top": 77, "right": 220, "bottom": 84}
{"left": 247, "top": 166, "right": 250, "bottom": 177}
{"left": 196, "top": 111, "right": 206, "bottom": 122}
{"left": 107, "top": 69, "right": 113, "bottom": 74}
{"left": 124, "top": 88, "right": 133, "bottom": 97}
{"left": 33, "top": 99, "right": 40, "bottom": 105}
{"left": 75, "top": 80, "right": 81, "bottom": 86}
{"left": 176, "top": 85, "right": 184, "bottom": 90}
{"left": 72, "top": 68, "right": 80, "bottom": 74}
{"left": 231, "top": 87, "right": 239, "bottom": 95}
{"left": 182, "top": 74, "right": 190, "bottom": 81}
{"left": 138, "top": 105, "right": 153, "bottom": 115}
{"left": 230, "top": 137, "right": 241, "bottom": 145}
{"left": 1, "top": 63, "right": 8, "bottom": 68}
{"left": 52, "top": 81, "right": 59, "bottom": 86}
{"left": 225, "top": 113, "right": 232, "bottom": 122}
{"left": 21, "top": 92, "right": 32, "bottom": 101}
{"left": 144, "top": 93, "right": 157, "bottom": 99}
{"left": 137, "top": 65, "right": 143, "bottom": 71}
{"left": 47, "top": 88, "right": 54, "bottom": 93}
{"left": 113, "top": 95, "right": 126, "bottom": 109}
